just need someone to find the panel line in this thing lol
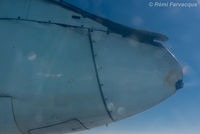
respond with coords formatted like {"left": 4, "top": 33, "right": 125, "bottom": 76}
{"left": 0, "top": 96, "right": 25, "bottom": 134}
{"left": 88, "top": 29, "right": 114, "bottom": 121}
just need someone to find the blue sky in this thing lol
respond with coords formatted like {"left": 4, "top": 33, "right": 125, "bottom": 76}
{"left": 64, "top": 0, "right": 200, "bottom": 133}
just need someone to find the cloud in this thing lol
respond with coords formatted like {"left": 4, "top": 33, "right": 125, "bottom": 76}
{"left": 197, "top": 0, "right": 200, "bottom": 5}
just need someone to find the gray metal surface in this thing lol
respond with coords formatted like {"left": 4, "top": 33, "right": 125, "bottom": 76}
{"left": 29, "top": 119, "right": 86, "bottom": 134}
{"left": 90, "top": 31, "right": 183, "bottom": 120}
{"left": 0, "top": 0, "right": 183, "bottom": 134}
{"left": 0, "top": 97, "right": 22, "bottom": 134}
{"left": 0, "top": 19, "right": 111, "bottom": 133}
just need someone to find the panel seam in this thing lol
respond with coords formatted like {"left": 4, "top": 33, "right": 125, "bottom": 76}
{"left": 88, "top": 29, "right": 114, "bottom": 121}
{"left": 28, "top": 118, "right": 88, "bottom": 134}
{"left": 0, "top": 96, "right": 25, "bottom": 134}
{"left": 0, "top": 17, "right": 107, "bottom": 32}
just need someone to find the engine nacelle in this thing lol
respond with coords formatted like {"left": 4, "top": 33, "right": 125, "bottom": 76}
{"left": 0, "top": 0, "right": 183, "bottom": 134}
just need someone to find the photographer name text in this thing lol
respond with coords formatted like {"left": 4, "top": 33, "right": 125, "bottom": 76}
{"left": 149, "top": 1, "right": 199, "bottom": 8}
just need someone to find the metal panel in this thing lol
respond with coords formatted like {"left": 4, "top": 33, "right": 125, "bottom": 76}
{"left": 27, "top": 0, "right": 106, "bottom": 30}
{"left": 0, "top": 0, "right": 106, "bottom": 30}
{"left": 0, "top": 0, "right": 183, "bottom": 133}
{"left": 30, "top": 119, "right": 86, "bottom": 134}
{"left": 27, "top": 0, "right": 82, "bottom": 26}
{"left": 0, "top": 97, "right": 22, "bottom": 134}
{"left": 0, "top": 20, "right": 111, "bottom": 132}
{"left": 0, "top": 0, "right": 28, "bottom": 18}
{"left": 90, "top": 31, "right": 183, "bottom": 121}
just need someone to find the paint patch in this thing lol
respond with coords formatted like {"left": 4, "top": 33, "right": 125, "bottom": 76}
{"left": 165, "top": 69, "right": 179, "bottom": 87}
{"left": 28, "top": 52, "right": 37, "bottom": 61}
{"left": 56, "top": 73, "right": 63, "bottom": 78}
{"left": 44, "top": 74, "right": 51, "bottom": 78}
{"left": 117, "top": 107, "right": 126, "bottom": 115}
{"left": 37, "top": 73, "right": 63, "bottom": 78}
{"left": 107, "top": 102, "right": 114, "bottom": 112}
